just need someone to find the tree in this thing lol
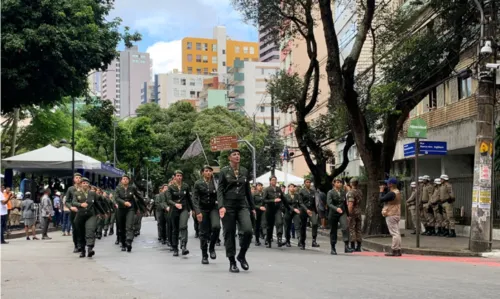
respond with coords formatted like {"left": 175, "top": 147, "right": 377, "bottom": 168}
{"left": 233, "top": 0, "right": 478, "bottom": 234}
{"left": 1, "top": 0, "right": 121, "bottom": 112}
{"left": 122, "top": 26, "right": 142, "bottom": 49}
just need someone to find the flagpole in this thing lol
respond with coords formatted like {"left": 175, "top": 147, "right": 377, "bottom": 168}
{"left": 196, "top": 134, "right": 210, "bottom": 165}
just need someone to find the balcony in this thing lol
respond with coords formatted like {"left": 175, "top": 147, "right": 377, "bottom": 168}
{"left": 234, "top": 98, "right": 245, "bottom": 106}
{"left": 234, "top": 72, "right": 245, "bottom": 82}
{"left": 234, "top": 86, "right": 245, "bottom": 94}
{"left": 234, "top": 59, "right": 244, "bottom": 69}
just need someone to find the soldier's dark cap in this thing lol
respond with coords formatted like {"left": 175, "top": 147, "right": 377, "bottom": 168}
{"left": 304, "top": 178, "right": 312, "bottom": 182}
{"left": 74, "top": 173, "right": 82, "bottom": 177}
{"left": 81, "top": 177, "right": 90, "bottom": 183}
{"left": 174, "top": 169, "right": 183, "bottom": 175}
{"left": 333, "top": 178, "right": 343, "bottom": 183}
{"left": 202, "top": 165, "right": 213, "bottom": 171}
{"left": 228, "top": 149, "right": 240, "bottom": 154}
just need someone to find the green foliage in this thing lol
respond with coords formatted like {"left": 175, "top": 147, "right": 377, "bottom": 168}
{"left": 81, "top": 99, "right": 115, "bottom": 133}
{"left": 122, "top": 26, "right": 142, "bottom": 49}
{"left": 1, "top": 0, "right": 122, "bottom": 112}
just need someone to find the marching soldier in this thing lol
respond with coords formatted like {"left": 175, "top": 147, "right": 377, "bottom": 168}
{"left": 284, "top": 183, "right": 302, "bottom": 248}
{"left": 299, "top": 178, "right": 320, "bottom": 248}
{"left": 72, "top": 177, "right": 105, "bottom": 258}
{"left": 263, "top": 176, "right": 286, "bottom": 248}
{"left": 94, "top": 187, "right": 109, "bottom": 239}
{"left": 347, "top": 177, "right": 363, "bottom": 252}
{"left": 103, "top": 192, "right": 116, "bottom": 237}
{"left": 421, "top": 175, "right": 435, "bottom": 236}
{"left": 406, "top": 182, "right": 418, "bottom": 234}
{"left": 166, "top": 170, "right": 193, "bottom": 257}
{"left": 115, "top": 174, "right": 147, "bottom": 252}
{"left": 192, "top": 165, "right": 221, "bottom": 264}
{"left": 64, "top": 173, "right": 82, "bottom": 253}
{"left": 440, "top": 174, "right": 456, "bottom": 238}
{"left": 430, "top": 178, "right": 444, "bottom": 236}
{"left": 253, "top": 182, "right": 266, "bottom": 246}
{"left": 156, "top": 185, "right": 168, "bottom": 243}
{"left": 327, "top": 178, "right": 353, "bottom": 255}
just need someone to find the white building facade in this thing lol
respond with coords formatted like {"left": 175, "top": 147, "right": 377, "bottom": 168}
{"left": 157, "top": 70, "right": 212, "bottom": 108}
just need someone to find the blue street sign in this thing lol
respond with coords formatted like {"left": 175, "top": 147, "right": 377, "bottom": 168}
{"left": 403, "top": 141, "right": 447, "bottom": 157}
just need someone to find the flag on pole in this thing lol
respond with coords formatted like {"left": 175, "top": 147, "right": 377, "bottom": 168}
{"left": 181, "top": 137, "right": 204, "bottom": 160}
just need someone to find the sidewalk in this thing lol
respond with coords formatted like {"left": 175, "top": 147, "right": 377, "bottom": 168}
{"left": 314, "top": 228, "right": 500, "bottom": 257}
{"left": 5, "top": 226, "right": 60, "bottom": 240}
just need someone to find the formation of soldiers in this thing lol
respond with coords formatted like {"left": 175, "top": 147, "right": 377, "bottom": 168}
{"left": 407, "top": 174, "right": 456, "bottom": 237}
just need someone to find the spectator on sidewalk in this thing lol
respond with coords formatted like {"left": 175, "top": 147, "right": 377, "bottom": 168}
{"left": 380, "top": 178, "right": 402, "bottom": 257}
{"left": 61, "top": 195, "right": 72, "bottom": 236}
{"left": 52, "top": 191, "right": 62, "bottom": 227}
{"left": 40, "top": 189, "right": 53, "bottom": 240}
{"left": 22, "top": 192, "right": 38, "bottom": 240}
{"left": 9, "top": 193, "right": 23, "bottom": 230}
{"left": 3, "top": 186, "right": 13, "bottom": 233}
{"left": 1, "top": 190, "right": 12, "bottom": 244}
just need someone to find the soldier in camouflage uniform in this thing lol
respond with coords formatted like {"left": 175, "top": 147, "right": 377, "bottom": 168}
{"left": 252, "top": 182, "right": 266, "bottom": 246}
{"left": 430, "top": 178, "right": 444, "bottom": 236}
{"left": 347, "top": 178, "right": 363, "bottom": 252}
{"left": 440, "top": 174, "right": 456, "bottom": 238}
{"left": 406, "top": 182, "right": 418, "bottom": 234}
{"left": 298, "top": 178, "right": 320, "bottom": 248}
{"left": 263, "top": 176, "right": 286, "bottom": 248}
{"left": 421, "top": 175, "right": 435, "bottom": 236}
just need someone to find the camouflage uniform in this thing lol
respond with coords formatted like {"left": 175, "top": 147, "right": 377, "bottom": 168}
{"left": 347, "top": 185, "right": 363, "bottom": 251}
{"left": 439, "top": 175, "right": 456, "bottom": 237}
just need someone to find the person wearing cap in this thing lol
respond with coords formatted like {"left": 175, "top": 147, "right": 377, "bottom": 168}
{"left": 421, "top": 175, "right": 435, "bottom": 236}
{"left": 298, "top": 178, "right": 320, "bottom": 248}
{"left": 347, "top": 178, "right": 363, "bottom": 252}
{"left": 217, "top": 148, "right": 255, "bottom": 273}
{"left": 115, "top": 174, "right": 147, "bottom": 252}
{"left": 406, "top": 181, "right": 418, "bottom": 235}
{"left": 283, "top": 183, "right": 303, "bottom": 248}
{"left": 72, "top": 177, "right": 106, "bottom": 258}
{"left": 327, "top": 178, "right": 353, "bottom": 255}
{"left": 439, "top": 174, "right": 456, "bottom": 237}
{"left": 103, "top": 191, "right": 116, "bottom": 237}
{"left": 430, "top": 178, "right": 445, "bottom": 236}
{"left": 252, "top": 182, "right": 266, "bottom": 246}
{"left": 166, "top": 170, "right": 193, "bottom": 257}
{"left": 95, "top": 187, "right": 110, "bottom": 239}
{"left": 263, "top": 175, "right": 287, "bottom": 248}
{"left": 192, "top": 165, "right": 220, "bottom": 264}
{"left": 379, "top": 177, "right": 402, "bottom": 256}
{"left": 155, "top": 185, "right": 168, "bottom": 244}
{"left": 65, "top": 173, "right": 83, "bottom": 253}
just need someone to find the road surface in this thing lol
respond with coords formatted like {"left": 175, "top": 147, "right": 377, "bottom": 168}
{"left": 2, "top": 217, "right": 499, "bottom": 299}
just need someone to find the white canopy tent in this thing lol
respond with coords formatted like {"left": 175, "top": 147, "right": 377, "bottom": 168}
{"left": 256, "top": 169, "right": 305, "bottom": 187}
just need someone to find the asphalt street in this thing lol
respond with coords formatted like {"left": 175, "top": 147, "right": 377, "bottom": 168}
{"left": 2, "top": 217, "right": 500, "bottom": 299}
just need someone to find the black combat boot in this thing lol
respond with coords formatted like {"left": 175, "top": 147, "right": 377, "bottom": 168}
{"left": 285, "top": 239, "right": 291, "bottom": 247}
{"left": 447, "top": 229, "right": 456, "bottom": 238}
{"left": 355, "top": 242, "right": 362, "bottom": 252}
{"left": 442, "top": 229, "right": 449, "bottom": 237}
{"left": 411, "top": 230, "right": 416, "bottom": 235}
{"left": 422, "top": 227, "right": 430, "bottom": 235}
{"left": 126, "top": 241, "right": 132, "bottom": 252}
{"left": 312, "top": 238, "right": 320, "bottom": 248}
{"left": 229, "top": 257, "right": 240, "bottom": 273}
{"left": 103, "top": 229, "right": 108, "bottom": 237}
{"left": 344, "top": 241, "right": 354, "bottom": 253}
{"left": 87, "top": 246, "right": 95, "bottom": 258}
{"left": 350, "top": 242, "right": 355, "bottom": 250}
{"left": 195, "top": 231, "right": 199, "bottom": 238}
{"left": 266, "top": 238, "right": 272, "bottom": 248}
{"left": 236, "top": 249, "right": 249, "bottom": 271}
{"left": 299, "top": 241, "right": 305, "bottom": 250}
{"left": 330, "top": 243, "right": 337, "bottom": 255}
{"left": 209, "top": 244, "right": 217, "bottom": 260}
{"left": 109, "top": 227, "right": 114, "bottom": 236}
{"left": 216, "top": 238, "right": 221, "bottom": 246}
{"left": 73, "top": 247, "right": 79, "bottom": 253}
{"left": 173, "top": 247, "right": 179, "bottom": 256}
{"left": 80, "top": 247, "right": 86, "bottom": 258}
{"left": 181, "top": 243, "right": 190, "bottom": 256}
{"left": 277, "top": 237, "right": 284, "bottom": 248}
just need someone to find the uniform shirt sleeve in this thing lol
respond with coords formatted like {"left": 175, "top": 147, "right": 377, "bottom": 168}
{"left": 114, "top": 187, "right": 126, "bottom": 206}
{"left": 327, "top": 190, "right": 338, "bottom": 211}
{"left": 244, "top": 176, "right": 254, "bottom": 210}
{"left": 192, "top": 181, "right": 201, "bottom": 214}
{"left": 217, "top": 170, "right": 226, "bottom": 209}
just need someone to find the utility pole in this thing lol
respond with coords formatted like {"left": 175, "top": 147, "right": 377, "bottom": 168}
{"left": 470, "top": 0, "right": 497, "bottom": 252}
{"left": 270, "top": 95, "right": 276, "bottom": 176}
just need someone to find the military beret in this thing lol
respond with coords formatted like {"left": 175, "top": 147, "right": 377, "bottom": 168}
{"left": 74, "top": 173, "right": 82, "bottom": 177}
{"left": 174, "top": 170, "right": 183, "bottom": 175}
{"left": 228, "top": 149, "right": 240, "bottom": 154}
{"left": 202, "top": 165, "right": 213, "bottom": 171}
{"left": 81, "top": 177, "right": 90, "bottom": 183}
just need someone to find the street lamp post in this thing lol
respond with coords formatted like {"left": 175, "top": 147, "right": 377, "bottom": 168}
{"left": 60, "top": 97, "right": 76, "bottom": 178}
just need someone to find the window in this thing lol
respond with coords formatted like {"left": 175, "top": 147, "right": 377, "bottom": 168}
{"left": 189, "top": 79, "right": 195, "bottom": 86}
{"left": 180, "top": 90, "right": 186, "bottom": 97}
{"left": 250, "top": 46, "right": 255, "bottom": 54}
{"left": 190, "top": 91, "right": 196, "bottom": 97}
{"left": 196, "top": 55, "right": 201, "bottom": 62}
{"left": 235, "top": 46, "right": 240, "bottom": 54}
{"left": 222, "top": 61, "right": 226, "bottom": 66}
{"left": 203, "top": 43, "right": 208, "bottom": 51}
{"left": 222, "top": 49, "right": 226, "bottom": 54}
{"left": 203, "top": 68, "right": 208, "bottom": 75}
{"left": 174, "top": 88, "right": 179, "bottom": 97}
{"left": 187, "top": 67, "right": 193, "bottom": 74}
{"left": 274, "top": 107, "right": 280, "bottom": 113}
{"left": 260, "top": 106, "right": 265, "bottom": 112}
{"left": 196, "top": 43, "right": 201, "bottom": 50}
{"left": 427, "top": 87, "right": 437, "bottom": 110}
{"left": 197, "top": 91, "right": 201, "bottom": 98}
{"left": 187, "top": 54, "right": 193, "bottom": 62}
{"left": 459, "top": 76, "right": 472, "bottom": 99}
{"left": 212, "top": 44, "right": 217, "bottom": 51}
{"left": 181, "top": 78, "right": 186, "bottom": 86}
{"left": 243, "top": 47, "right": 248, "bottom": 54}
{"left": 173, "top": 78, "right": 180, "bottom": 84}
{"left": 187, "top": 42, "right": 192, "bottom": 49}
{"left": 212, "top": 56, "right": 217, "bottom": 64}
{"left": 202, "top": 55, "right": 208, "bottom": 63}
{"left": 212, "top": 68, "right": 217, "bottom": 73}
{"left": 196, "top": 68, "right": 201, "bottom": 74}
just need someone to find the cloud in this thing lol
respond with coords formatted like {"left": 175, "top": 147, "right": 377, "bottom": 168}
{"left": 147, "top": 40, "right": 182, "bottom": 74}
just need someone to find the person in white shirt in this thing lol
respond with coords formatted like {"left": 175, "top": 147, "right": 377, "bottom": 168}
{"left": 1, "top": 191, "right": 12, "bottom": 244}
{"left": 40, "top": 189, "right": 54, "bottom": 240}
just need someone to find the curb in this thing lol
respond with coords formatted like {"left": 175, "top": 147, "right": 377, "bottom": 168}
{"left": 5, "top": 227, "right": 60, "bottom": 239}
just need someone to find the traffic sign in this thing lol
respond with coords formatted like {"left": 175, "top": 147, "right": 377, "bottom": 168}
{"left": 407, "top": 118, "right": 428, "bottom": 138}
{"left": 210, "top": 135, "right": 238, "bottom": 152}
{"left": 404, "top": 141, "right": 447, "bottom": 157}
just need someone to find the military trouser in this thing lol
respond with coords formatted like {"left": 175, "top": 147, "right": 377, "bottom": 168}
{"left": 96, "top": 216, "right": 105, "bottom": 236}
{"left": 222, "top": 207, "right": 252, "bottom": 258}
{"left": 432, "top": 204, "right": 443, "bottom": 228}
{"left": 348, "top": 214, "right": 362, "bottom": 242}
{"left": 423, "top": 203, "right": 434, "bottom": 226}
{"left": 117, "top": 208, "right": 136, "bottom": 245}
{"left": 75, "top": 212, "right": 97, "bottom": 247}
{"left": 199, "top": 208, "right": 221, "bottom": 255}
{"left": 134, "top": 212, "right": 143, "bottom": 234}
{"left": 104, "top": 211, "right": 116, "bottom": 230}
{"left": 165, "top": 211, "right": 172, "bottom": 242}
{"left": 285, "top": 212, "right": 302, "bottom": 242}
{"left": 156, "top": 208, "right": 166, "bottom": 241}
{"left": 192, "top": 213, "right": 199, "bottom": 235}
{"left": 70, "top": 211, "right": 78, "bottom": 248}
{"left": 329, "top": 212, "right": 349, "bottom": 245}
{"left": 442, "top": 202, "right": 455, "bottom": 229}
{"left": 409, "top": 206, "right": 418, "bottom": 230}
{"left": 305, "top": 210, "right": 319, "bottom": 239}
{"left": 254, "top": 209, "right": 267, "bottom": 241}
{"left": 265, "top": 206, "right": 283, "bottom": 242}
{"left": 170, "top": 208, "right": 189, "bottom": 249}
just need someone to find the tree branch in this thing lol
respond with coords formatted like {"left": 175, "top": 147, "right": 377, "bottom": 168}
{"left": 331, "top": 133, "right": 355, "bottom": 177}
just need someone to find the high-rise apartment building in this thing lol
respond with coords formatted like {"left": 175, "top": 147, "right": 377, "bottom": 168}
{"left": 182, "top": 26, "right": 259, "bottom": 82}
{"left": 101, "top": 46, "right": 152, "bottom": 117}
{"left": 157, "top": 70, "right": 211, "bottom": 108}
{"left": 258, "top": 26, "right": 280, "bottom": 62}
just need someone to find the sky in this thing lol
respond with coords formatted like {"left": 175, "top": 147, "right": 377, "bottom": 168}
{"left": 109, "top": 0, "right": 258, "bottom": 74}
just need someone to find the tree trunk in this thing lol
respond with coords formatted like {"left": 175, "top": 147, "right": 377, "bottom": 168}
{"left": 363, "top": 168, "right": 389, "bottom": 235}
{"left": 10, "top": 108, "right": 19, "bottom": 156}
